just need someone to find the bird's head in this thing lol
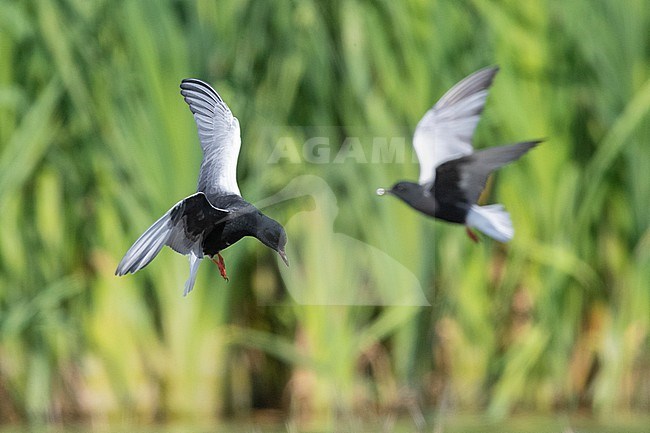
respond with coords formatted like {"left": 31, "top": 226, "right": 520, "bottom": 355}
{"left": 376, "top": 181, "right": 425, "bottom": 207}
{"left": 257, "top": 217, "right": 289, "bottom": 266}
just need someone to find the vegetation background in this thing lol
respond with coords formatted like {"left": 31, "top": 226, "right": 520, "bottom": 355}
{"left": 1, "top": 0, "right": 649, "bottom": 431}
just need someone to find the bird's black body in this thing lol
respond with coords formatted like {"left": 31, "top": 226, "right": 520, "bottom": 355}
{"left": 200, "top": 201, "right": 253, "bottom": 256}
{"left": 168, "top": 193, "right": 287, "bottom": 259}
{"left": 432, "top": 159, "right": 469, "bottom": 223}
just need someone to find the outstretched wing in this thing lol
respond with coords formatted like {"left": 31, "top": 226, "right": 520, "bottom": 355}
{"left": 180, "top": 79, "right": 241, "bottom": 199}
{"left": 433, "top": 141, "right": 540, "bottom": 205}
{"left": 413, "top": 66, "right": 499, "bottom": 187}
{"left": 115, "top": 192, "right": 230, "bottom": 276}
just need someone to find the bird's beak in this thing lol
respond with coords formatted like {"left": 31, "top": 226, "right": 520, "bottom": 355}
{"left": 278, "top": 249, "right": 289, "bottom": 267}
{"left": 376, "top": 187, "right": 388, "bottom": 196}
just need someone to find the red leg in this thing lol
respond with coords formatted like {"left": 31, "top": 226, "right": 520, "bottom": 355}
{"left": 466, "top": 227, "right": 480, "bottom": 243}
{"left": 211, "top": 253, "right": 229, "bottom": 281}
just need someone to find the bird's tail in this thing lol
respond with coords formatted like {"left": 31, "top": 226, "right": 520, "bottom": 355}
{"left": 466, "top": 204, "right": 514, "bottom": 242}
{"left": 184, "top": 252, "right": 201, "bottom": 296}
{"left": 115, "top": 211, "right": 172, "bottom": 276}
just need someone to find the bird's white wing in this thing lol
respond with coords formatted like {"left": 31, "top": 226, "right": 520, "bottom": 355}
{"left": 412, "top": 66, "right": 499, "bottom": 186}
{"left": 180, "top": 79, "right": 242, "bottom": 199}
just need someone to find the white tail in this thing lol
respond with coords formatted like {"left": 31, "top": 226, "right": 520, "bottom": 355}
{"left": 466, "top": 204, "right": 514, "bottom": 242}
{"left": 183, "top": 251, "right": 202, "bottom": 296}
{"left": 115, "top": 212, "right": 172, "bottom": 276}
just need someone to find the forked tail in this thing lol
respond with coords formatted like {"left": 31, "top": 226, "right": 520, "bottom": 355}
{"left": 466, "top": 204, "right": 514, "bottom": 242}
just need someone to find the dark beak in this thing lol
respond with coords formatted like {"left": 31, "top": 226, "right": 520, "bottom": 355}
{"left": 278, "top": 249, "right": 289, "bottom": 267}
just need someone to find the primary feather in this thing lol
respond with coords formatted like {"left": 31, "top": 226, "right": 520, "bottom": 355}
{"left": 180, "top": 79, "right": 242, "bottom": 199}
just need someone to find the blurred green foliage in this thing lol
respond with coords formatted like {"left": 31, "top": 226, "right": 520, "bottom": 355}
{"left": 0, "top": 0, "right": 649, "bottom": 429}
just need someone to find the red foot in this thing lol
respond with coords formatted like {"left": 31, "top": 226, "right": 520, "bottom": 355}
{"left": 466, "top": 227, "right": 480, "bottom": 243}
{"left": 211, "top": 252, "right": 229, "bottom": 281}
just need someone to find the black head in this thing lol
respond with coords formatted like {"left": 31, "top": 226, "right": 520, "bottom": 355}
{"left": 257, "top": 216, "right": 289, "bottom": 266}
{"left": 378, "top": 181, "right": 423, "bottom": 203}
{"left": 376, "top": 181, "right": 435, "bottom": 215}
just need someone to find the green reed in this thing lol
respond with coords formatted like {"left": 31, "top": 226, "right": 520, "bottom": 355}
{"left": 0, "top": 0, "right": 649, "bottom": 427}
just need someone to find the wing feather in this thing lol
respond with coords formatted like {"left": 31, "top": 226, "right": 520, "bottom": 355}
{"left": 413, "top": 66, "right": 499, "bottom": 186}
{"left": 434, "top": 140, "right": 540, "bottom": 205}
{"left": 115, "top": 193, "right": 230, "bottom": 276}
{"left": 180, "top": 79, "right": 241, "bottom": 200}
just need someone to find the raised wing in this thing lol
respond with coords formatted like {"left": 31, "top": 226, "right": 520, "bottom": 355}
{"left": 413, "top": 66, "right": 499, "bottom": 186}
{"left": 180, "top": 79, "right": 242, "bottom": 200}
